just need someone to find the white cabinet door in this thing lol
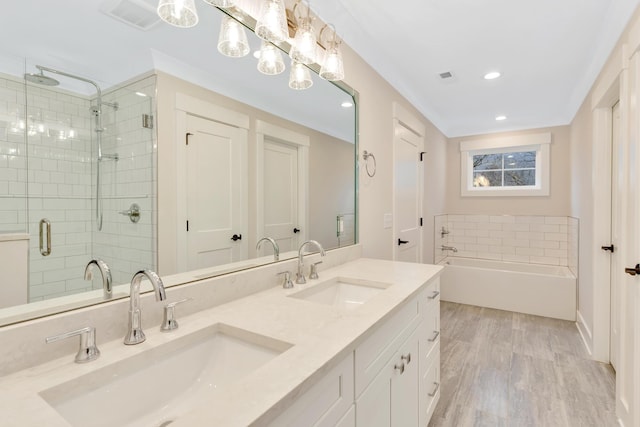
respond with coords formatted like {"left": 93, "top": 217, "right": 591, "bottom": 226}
{"left": 356, "top": 327, "right": 420, "bottom": 427}
{"left": 185, "top": 114, "right": 247, "bottom": 270}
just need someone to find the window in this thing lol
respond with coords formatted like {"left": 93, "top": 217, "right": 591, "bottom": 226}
{"left": 460, "top": 133, "right": 550, "bottom": 197}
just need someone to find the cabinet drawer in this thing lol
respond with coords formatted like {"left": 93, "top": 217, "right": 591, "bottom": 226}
{"left": 354, "top": 295, "right": 421, "bottom": 396}
{"left": 419, "top": 343, "right": 440, "bottom": 427}
{"left": 424, "top": 277, "right": 441, "bottom": 309}
{"left": 420, "top": 300, "right": 440, "bottom": 361}
{"left": 270, "top": 353, "right": 354, "bottom": 427}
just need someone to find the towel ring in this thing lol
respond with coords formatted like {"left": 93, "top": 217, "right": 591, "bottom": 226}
{"left": 362, "top": 150, "right": 376, "bottom": 177}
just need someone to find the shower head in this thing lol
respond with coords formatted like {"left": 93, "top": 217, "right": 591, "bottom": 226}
{"left": 24, "top": 70, "right": 59, "bottom": 86}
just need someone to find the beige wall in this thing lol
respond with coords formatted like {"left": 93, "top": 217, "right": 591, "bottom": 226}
{"left": 156, "top": 72, "right": 355, "bottom": 275}
{"left": 341, "top": 44, "right": 448, "bottom": 263}
{"left": 445, "top": 126, "right": 572, "bottom": 216}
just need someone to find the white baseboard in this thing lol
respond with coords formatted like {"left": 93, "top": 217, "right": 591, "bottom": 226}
{"left": 576, "top": 310, "right": 593, "bottom": 357}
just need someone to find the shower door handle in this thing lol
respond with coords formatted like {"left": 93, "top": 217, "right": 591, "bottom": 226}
{"left": 39, "top": 219, "right": 51, "bottom": 256}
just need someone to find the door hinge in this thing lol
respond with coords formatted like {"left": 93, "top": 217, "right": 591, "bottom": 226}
{"left": 186, "top": 220, "right": 189, "bottom": 232}
{"left": 186, "top": 132, "right": 193, "bottom": 145}
{"left": 419, "top": 152, "right": 426, "bottom": 162}
{"left": 142, "top": 114, "right": 154, "bottom": 129}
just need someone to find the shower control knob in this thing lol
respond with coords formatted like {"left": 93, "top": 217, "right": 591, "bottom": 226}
{"left": 230, "top": 234, "right": 242, "bottom": 241}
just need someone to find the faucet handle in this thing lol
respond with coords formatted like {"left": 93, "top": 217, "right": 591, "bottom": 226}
{"left": 278, "top": 271, "right": 294, "bottom": 289}
{"left": 309, "top": 261, "right": 323, "bottom": 280}
{"left": 46, "top": 326, "right": 100, "bottom": 363}
{"left": 161, "top": 298, "right": 192, "bottom": 332}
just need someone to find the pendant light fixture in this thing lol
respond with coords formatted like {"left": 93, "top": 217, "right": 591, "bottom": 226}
{"left": 217, "top": 15, "right": 250, "bottom": 57}
{"left": 202, "top": 0, "right": 235, "bottom": 7}
{"left": 157, "top": 0, "right": 199, "bottom": 28}
{"left": 257, "top": 41, "right": 285, "bottom": 75}
{"left": 289, "top": 1, "right": 316, "bottom": 65}
{"left": 255, "top": 0, "right": 288, "bottom": 44}
{"left": 319, "top": 24, "right": 344, "bottom": 81}
{"left": 289, "top": 61, "right": 313, "bottom": 90}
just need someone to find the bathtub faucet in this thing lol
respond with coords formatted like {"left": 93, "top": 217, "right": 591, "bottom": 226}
{"left": 440, "top": 245, "right": 458, "bottom": 253}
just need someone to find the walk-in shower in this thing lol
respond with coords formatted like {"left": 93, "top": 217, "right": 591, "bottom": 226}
{"left": 25, "top": 65, "right": 119, "bottom": 231}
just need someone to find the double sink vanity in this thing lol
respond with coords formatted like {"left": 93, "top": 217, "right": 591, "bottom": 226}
{"left": 0, "top": 248, "right": 442, "bottom": 426}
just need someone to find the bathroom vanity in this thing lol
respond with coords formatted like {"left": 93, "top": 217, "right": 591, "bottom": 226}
{"left": 0, "top": 255, "right": 442, "bottom": 426}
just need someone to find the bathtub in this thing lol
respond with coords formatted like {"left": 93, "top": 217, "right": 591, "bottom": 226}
{"left": 438, "top": 257, "right": 576, "bottom": 321}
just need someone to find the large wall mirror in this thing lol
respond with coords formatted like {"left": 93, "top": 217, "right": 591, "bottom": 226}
{"left": 0, "top": 0, "right": 357, "bottom": 326}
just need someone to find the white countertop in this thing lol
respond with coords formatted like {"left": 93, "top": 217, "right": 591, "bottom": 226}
{"left": 0, "top": 258, "right": 442, "bottom": 427}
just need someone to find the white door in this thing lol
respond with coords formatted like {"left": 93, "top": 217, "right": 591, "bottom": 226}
{"left": 617, "top": 53, "right": 640, "bottom": 427}
{"left": 393, "top": 120, "right": 423, "bottom": 263}
{"left": 185, "top": 114, "right": 247, "bottom": 270}
{"left": 610, "top": 101, "right": 622, "bottom": 371}
{"left": 260, "top": 138, "right": 300, "bottom": 255}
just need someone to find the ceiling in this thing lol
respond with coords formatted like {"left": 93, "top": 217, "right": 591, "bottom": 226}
{"left": 312, "top": 0, "right": 640, "bottom": 137}
{"left": 2, "top": 0, "right": 639, "bottom": 138}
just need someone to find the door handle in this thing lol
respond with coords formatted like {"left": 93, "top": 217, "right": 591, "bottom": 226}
{"left": 398, "top": 239, "right": 409, "bottom": 246}
{"left": 230, "top": 234, "right": 242, "bottom": 241}
{"left": 625, "top": 264, "right": 640, "bottom": 276}
{"left": 601, "top": 245, "right": 615, "bottom": 253}
{"left": 39, "top": 218, "right": 51, "bottom": 256}
{"left": 293, "top": 228, "right": 300, "bottom": 234}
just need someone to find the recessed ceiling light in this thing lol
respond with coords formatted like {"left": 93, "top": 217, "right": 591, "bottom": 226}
{"left": 484, "top": 71, "right": 501, "bottom": 80}
{"left": 495, "top": 115, "right": 507, "bottom": 121}
{"left": 341, "top": 101, "right": 353, "bottom": 108}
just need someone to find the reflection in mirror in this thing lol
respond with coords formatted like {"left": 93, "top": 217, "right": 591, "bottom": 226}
{"left": 0, "top": 0, "right": 357, "bottom": 326}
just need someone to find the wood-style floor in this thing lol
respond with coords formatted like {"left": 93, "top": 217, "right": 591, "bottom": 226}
{"left": 428, "top": 302, "right": 617, "bottom": 427}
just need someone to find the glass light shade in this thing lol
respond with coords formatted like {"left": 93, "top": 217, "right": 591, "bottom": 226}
{"left": 157, "top": 0, "right": 199, "bottom": 28}
{"left": 255, "top": 0, "right": 288, "bottom": 43}
{"left": 202, "top": 0, "right": 235, "bottom": 7}
{"left": 289, "top": 18, "right": 317, "bottom": 64}
{"left": 289, "top": 62, "right": 313, "bottom": 90}
{"left": 319, "top": 41, "right": 345, "bottom": 81}
{"left": 217, "top": 16, "right": 250, "bottom": 57}
{"left": 257, "top": 42, "right": 285, "bottom": 75}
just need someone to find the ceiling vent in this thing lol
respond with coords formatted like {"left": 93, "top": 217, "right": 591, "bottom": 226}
{"left": 439, "top": 71, "right": 454, "bottom": 79}
{"left": 100, "top": 0, "right": 161, "bottom": 31}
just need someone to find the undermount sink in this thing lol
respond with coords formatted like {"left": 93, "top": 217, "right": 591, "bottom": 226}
{"left": 39, "top": 324, "right": 292, "bottom": 427}
{"left": 289, "top": 276, "right": 391, "bottom": 310}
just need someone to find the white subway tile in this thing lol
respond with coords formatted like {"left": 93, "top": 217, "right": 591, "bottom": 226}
{"left": 545, "top": 216, "right": 568, "bottom": 225}
{"left": 502, "top": 254, "right": 530, "bottom": 263}
{"left": 545, "top": 232, "right": 568, "bottom": 242}
{"left": 490, "top": 215, "right": 516, "bottom": 223}
{"left": 516, "top": 247, "right": 545, "bottom": 256}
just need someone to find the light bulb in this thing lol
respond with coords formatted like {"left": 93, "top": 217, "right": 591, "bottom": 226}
{"left": 290, "top": 17, "right": 317, "bottom": 64}
{"left": 255, "top": 0, "right": 288, "bottom": 43}
{"left": 289, "top": 61, "right": 313, "bottom": 90}
{"left": 257, "top": 41, "right": 285, "bottom": 75}
{"left": 157, "top": 0, "right": 199, "bottom": 28}
{"left": 217, "top": 16, "right": 250, "bottom": 57}
{"left": 319, "top": 40, "right": 344, "bottom": 81}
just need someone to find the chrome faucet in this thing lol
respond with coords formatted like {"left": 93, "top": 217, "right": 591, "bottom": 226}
{"left": 124, "top": 270, "right": 166, "bottom": 345}
{"left": 256, "top": 237, "right": 280, "bottom": 261}
{"left": 440, "top": 245, "right": 458, "bottom": 253}
{"left": 296, "top": 240, "right": 326, "bottom": 284}
{"left": 84, "top": 259, "right": 112, "bottom": 299}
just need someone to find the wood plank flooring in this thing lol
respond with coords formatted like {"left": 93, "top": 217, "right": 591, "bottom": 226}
{"left": 428, "top": 302, "right": 617, "bottom": 427}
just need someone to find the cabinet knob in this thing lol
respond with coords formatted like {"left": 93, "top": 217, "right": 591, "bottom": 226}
{"left": 394, "top": 362, "right": 405, "bottom": 374}
{"left": 401, "top": 353, "right": 411, "bottom": 364}
{"left": 427, "top": 291, "right": 440, "bottom": 300}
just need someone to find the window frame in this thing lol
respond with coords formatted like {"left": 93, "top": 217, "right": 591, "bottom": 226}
{"left": 460, "top": 132, "right": 551, "bottom": 197}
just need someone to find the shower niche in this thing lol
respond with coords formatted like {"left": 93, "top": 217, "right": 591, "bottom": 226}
{"left": 0, "top": 57, "right": 156, "bottom": 304}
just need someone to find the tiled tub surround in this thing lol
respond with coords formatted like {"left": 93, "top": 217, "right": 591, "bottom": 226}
{"left": 435, "top": 214, "right": 579, "bottom": 268}
{"left": 0, "top": 72, "right": 156, "bottom": 301}
{"left": 0, "top": 245, "right": 443, "bottom": 426}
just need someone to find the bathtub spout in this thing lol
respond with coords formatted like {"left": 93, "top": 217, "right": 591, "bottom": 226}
{"left": 440, "top": 245, "right": 458, "bottom": 253}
